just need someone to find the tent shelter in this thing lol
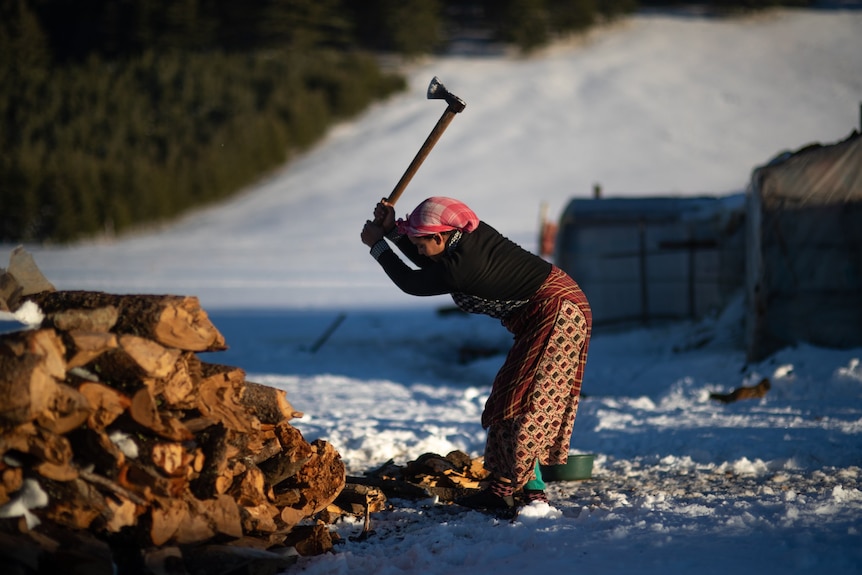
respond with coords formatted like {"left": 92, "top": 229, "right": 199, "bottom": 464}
{"left": 554, "top": 194, "right": 746, "bottom": 327}
{"left": 745, "top": 130, "right": 862, "bottom": 361}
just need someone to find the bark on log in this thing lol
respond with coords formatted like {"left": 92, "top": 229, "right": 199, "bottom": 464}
{"left": 51, "top": 306, "right": 118, "bottom": 333}
{"left": 242, "top": 380, "right": 304, "bottom": 424}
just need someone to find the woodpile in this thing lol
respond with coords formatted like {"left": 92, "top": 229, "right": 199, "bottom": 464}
{"left": 0, "top": 248, "right": 346, "bottom": 574}
{"left": 343, "top": 450, "right": 490, "bottom": 504}
{"left": 320, "top": 451, "right": 490, "bottom": 541}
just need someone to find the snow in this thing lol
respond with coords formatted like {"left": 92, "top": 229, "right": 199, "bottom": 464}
{"left": 2, "top": 8, "right": 862, "bottom": 574}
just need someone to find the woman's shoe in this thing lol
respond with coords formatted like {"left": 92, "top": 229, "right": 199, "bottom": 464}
{"left": 455, "top": 488, "right": 515, "bottom": 510}
{"left": 454, "top": 478, "right": 516, "bottom": 516}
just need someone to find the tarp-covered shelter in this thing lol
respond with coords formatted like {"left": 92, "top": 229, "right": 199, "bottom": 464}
{"left": 554, "top": 195, "right": 746, "bottom": 327}
{"left": 745, "top": 130, "right": 862, "bottom": 361}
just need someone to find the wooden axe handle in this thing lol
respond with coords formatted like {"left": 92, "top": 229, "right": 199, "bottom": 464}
{"left": 386, "top": 105, "right": 459, "bottom": 206}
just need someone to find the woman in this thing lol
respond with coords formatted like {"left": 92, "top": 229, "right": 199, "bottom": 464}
{"left": 361, "top": 196, "right": 591, "bottom": 513}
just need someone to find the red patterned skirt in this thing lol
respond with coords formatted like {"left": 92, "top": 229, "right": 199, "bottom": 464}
{"left": 482, "top": 266, "right": 591, "bottom": 486}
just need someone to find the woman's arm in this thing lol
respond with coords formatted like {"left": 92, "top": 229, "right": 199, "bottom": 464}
{"left": 375, "top": 249, "right": 452, "bottom": 296}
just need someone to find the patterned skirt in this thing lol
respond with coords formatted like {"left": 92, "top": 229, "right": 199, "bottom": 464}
{"left": 482, "top": 266, "right": 591, "bottom": 487}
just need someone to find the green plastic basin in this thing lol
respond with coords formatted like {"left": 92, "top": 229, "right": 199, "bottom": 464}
{"left": 540, "top": 454, "right": 595, "bottom": 481}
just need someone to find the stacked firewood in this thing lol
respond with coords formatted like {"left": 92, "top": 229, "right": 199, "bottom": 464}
{"left": 0, "top": 248, "right": 345, "bottom": 574}
{"left": 343, "top": 450, "right": 490, "bottom": 504}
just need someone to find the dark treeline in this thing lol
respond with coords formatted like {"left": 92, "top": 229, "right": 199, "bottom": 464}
{"left": 1, "top": 0, "right": 810, "bottom": 243}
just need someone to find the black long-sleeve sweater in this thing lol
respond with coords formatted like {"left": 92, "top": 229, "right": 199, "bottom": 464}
{"left": 373, "top": 222, "right": 552, "bottom": 305}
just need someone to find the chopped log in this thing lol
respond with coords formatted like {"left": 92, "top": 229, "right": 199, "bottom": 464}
{"left": 278, "top": 439, "right": 345, "bottom": 519}
{"left": 79, "top": 468, "right": 147, "bottom": 507}
{"left": 710, "top": 377, "right": 771, "bottom": 404}
{"left": 149, "top": 496, "right": 188, "bottom": 546}
{"left": 64, "top": 330, "right": 118, "bottom": 369}
{"left": 36, "top": 383, "right": 91, "bottom": 435}
{"left": 0, "top": 246, "right": 54, "bottom": 311}
{"left": 196, "top": 366, "right": 260, "bottom": 434}
{"left": 1, "top": 464, "right": 24, "bottom": 503}
{"left": 90, "top": 334, "right": 182, "bottom": 382}
{"left": 0, "top": 423, "right": 73, "bottom": 466}
{"left": 283, "top": 523, "right": 335, "bottom": 557}
{"left": 174, "top": 497, "right": 217, "bottom": 545}
{"left": 7, "top": 246, "right": 56, "bottom": 298}
{"left": 157, "top": 352, "right": 201, "bottom": 410}
{"left": 215, "top": 460, "right": 247, "bottom": 496}
{"left": 205, "top": 494, "right": 244, "bottom": 540}
{"left": 77, "top": 382, "right": 130, "bottom": 431}
{"left": 122, "top": 460, "right": 189, "bottom": 499}
{"left": 330, "top": 483, "right": 388, "bottom": 516}
{"left": 42, "top": 477, "right": 110, "bottom": 531}
{"left": 227, "top": 465, "right": 268, "bottom": 508}
{"left": 235, "top": 426, "right": 278, "bottom": 463}
{"left": 0, "top": 269, "right": 21, "bottom": 312}
{"left": 261, "top": 423, "right": 314, "bottom": 490}
{"left": 129, "top": 387, "right": 193, "bottom": 442}
{"left": 150, "top": 442, "right": 194, "bottom": 478}
{"left": 26, "top": 291, "right": 227, "bottom": 352}
{"left": 239, "top": 502, "right": 280, "bottom": 534}
{"left": 0, "top": 329, "right": 65, "bottom": 425}
{"left": 241, "top": 380, "right": 304, "bottom": 424}
{"left": 104, "top": 495, "right": 139, "bottom": 533}
{"left": 190, "top": 425, "right": 230, "bottom": 499}
{"left": 65, "top": 427, "right": 126, "bottom": 478}
{"left": 35, "top": 460, "right": 79, "bottom": 482}
{"left": 345, "top": 475, "right": 433, "bottom": 500}
{"left": 259, "top": 454, "right": 310, "bottom": 490}
{"left": 247, "top": 432, "right": 284, "bottom": 466}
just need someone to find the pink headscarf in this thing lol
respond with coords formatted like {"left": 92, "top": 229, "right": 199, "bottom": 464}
{"left": 396, "top": 197, "right": 480, "bottom": 237}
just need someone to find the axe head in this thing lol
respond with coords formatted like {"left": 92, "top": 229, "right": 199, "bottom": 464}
{"left": 427, "top": 76, "right": 466, "bottom": 113}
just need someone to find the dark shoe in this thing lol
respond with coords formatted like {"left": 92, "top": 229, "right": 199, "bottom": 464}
{"left": 455, "top": 488, "right": 515, "bottom": 511}
{"left": 455, "top": 478, "right": 517, "bottom": 518}
{"left": 523, "top": 489, "right": 549, "bottom": 504}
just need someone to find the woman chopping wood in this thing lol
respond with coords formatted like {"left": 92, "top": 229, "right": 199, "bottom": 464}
{"left": 360, "top": 196, "right": 591, "bottom": 514}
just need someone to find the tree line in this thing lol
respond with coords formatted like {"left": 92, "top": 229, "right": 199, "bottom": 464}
{"left": 1, "top": 0, "right": 808, "bottom": 243}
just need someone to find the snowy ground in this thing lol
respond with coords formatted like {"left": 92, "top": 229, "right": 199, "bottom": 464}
{"left": 204, "top": 302, "right": 862, "bottom": 575}
{"left": 2, "top": 7, "right": 861, "bottom": 575}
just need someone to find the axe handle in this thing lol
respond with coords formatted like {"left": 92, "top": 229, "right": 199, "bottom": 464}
{"left": 386, "top": 105, "right": 460, "bottom": 206}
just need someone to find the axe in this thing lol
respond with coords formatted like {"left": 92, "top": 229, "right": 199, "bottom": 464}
{"left": 382, "top": 76, "right": 466, "bottom": 211}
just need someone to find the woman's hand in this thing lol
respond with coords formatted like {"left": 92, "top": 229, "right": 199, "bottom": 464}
{"left": 361, "top": 220, "right": 385, "bottom": 247}
{"left": 373, "top": 199, "right": 396, "bottom": 233}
